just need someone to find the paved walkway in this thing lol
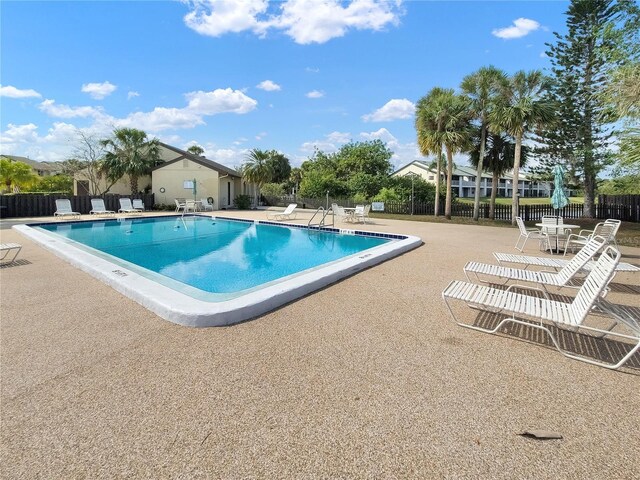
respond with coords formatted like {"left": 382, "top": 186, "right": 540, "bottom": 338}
{"left": 1, "top": 211, "right": 639, "bottom": 478}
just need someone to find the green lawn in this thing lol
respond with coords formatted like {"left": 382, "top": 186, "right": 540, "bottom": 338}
{"left": 457, "top": 196, "right": 585, "bottom": 205}
{"left": 369, "top": 212, "right": 640, "bottom": 247}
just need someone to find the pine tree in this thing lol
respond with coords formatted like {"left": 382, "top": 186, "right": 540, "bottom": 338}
{"left": 536, "top": 0, "right": 639, "bottom": 217}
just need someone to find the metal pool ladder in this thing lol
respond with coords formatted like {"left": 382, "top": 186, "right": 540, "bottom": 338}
{"left": 308, "top": 206, "right": 334, "bottom": 228}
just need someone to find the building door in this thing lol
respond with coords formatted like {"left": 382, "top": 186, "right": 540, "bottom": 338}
{"left": 77, "top": 180, "right": 90, "bottom": 195}
{"left": 227, "top": 182, "right": 231, "bottom": 207}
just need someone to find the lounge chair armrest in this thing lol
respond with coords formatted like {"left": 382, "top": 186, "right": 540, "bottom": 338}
{"left": 577, "top": 228, "right": 594, "bottom": 237}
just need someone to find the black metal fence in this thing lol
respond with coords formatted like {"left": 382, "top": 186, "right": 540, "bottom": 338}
{"left": 598, "top": 194, "right": 640, "bottom": 222}
{"left": 0, "top": 193, "right": 155, "bottom": 218}
{"left": 265, "top": 195, "right": 639, "bottom": 222}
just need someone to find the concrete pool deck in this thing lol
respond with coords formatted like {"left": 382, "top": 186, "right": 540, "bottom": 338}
{"left": 1, "top": 210, "right": 639, "bottom": 478}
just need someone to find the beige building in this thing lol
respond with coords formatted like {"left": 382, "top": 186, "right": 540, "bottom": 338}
{"left": 73, "top": 143, "right": 252, "bottom": 210}
{"left": 151, "top": 143, "right": 245, "bottom": 210}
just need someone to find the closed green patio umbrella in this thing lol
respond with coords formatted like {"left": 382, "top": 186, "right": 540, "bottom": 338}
{"left": 551, "top": 165, "right": 569, "bottom": 212}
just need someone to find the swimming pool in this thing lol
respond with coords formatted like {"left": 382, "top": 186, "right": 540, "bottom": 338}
{"left": 14, "top": 215, "right": 421, "bottom": 327}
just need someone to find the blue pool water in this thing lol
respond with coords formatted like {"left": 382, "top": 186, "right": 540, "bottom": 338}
{"left": 39, "top": 216, "right": 390, "bottom": 294}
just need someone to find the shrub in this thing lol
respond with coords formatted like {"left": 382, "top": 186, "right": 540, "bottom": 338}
{"left": 261, "top": 182, "right": 285, "bottom": 197}
{"left": 234, "top": 194, "right": 252, "bottom": 210}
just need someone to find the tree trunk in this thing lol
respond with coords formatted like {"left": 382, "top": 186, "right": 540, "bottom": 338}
{"left": 473, "top": 124, "right": 486, "bottom": 221}
{"left": 490, "top": 171, "right": 498, "bottom": 220}
{"left": 511, "top": 133, "right": 522, "bottom": 225}
{"left": 130, "top": 175, "right": 139, "bottom": 196}
{"left": 445, "top": 146, "right": 453, "bottom": 220}
{"left": 583, "top": 173, "right": 596, "bottom": 218}
{"left": 434, "top": 148, "right": 442, "bottom": 216}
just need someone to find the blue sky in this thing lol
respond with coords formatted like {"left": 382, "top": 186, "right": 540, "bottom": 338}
{"left": 1, "top": 0, "right": 569, "bottom": 171}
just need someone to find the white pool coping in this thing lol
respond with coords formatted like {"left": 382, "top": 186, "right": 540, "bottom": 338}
{"left": 13, "top": 218, "right": 422, "bottom": 327}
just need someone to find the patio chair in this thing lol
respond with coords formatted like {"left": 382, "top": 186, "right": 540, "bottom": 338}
{"left": 267, "top": 203, "right": 298, "bottom": 221}
{"left": 354, "top": 204, "right": 371, "bottom": 224}
{"left": 89, "top": 198, "right": 115, "bottom": 216}
{"left": 332, "top": 204, "right": 354, "bottom": 223}
{"left": 132, "top": 199, "right": 145, "bottom": 211}
{"left": 200, "top": 198, "right": 214, "bottom": 211}
{"left": 118, "top": 198, "right": 142, "bottom": 215}
{"left": 564, "top": 221, "right": 618, "bottom": 256}
{"left": 54, "top": 199, "right": 81, "bottom": 219}
{"left": 515, "top": 217, "right": 547, "bottom": 252}
{"left": 183, "top": 199, "right": 199, "bottom": 213}
{"left": 0, "top": 243, "right": 22, "bottom": 264}
{"left": 175, "top": 198, "right": 186, "bottom": 212}
{"left": 443, "top": 246, "right": 639, "bottom": 369}
{"left": 464, "top": 235, "right": 607, "bottom": 294}
{"left": 493, "top": 250, "right": 640, "bottom": 273}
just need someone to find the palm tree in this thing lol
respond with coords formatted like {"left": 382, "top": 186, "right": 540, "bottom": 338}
{"left": 469, "top": 131, "right": 528, "bottom": 219}
{"left": 0, "top": 158, "right": 36, "bottom": 193}
{"left": 439, "top": 91, "right": 473, "bottom": 219}
{"left": 489, "top": 70, "right": 554, "bottom": 224}
{"left": 187, "top": 145, "right": 205, "bottom": 156}
{"left": 242, "top": 148, "right": 273, "bottom": 204}
{"left": 461, "top": 66, "right": 509, "bottom": 221}
{"left": 100, "top": 128, "right": 161, "bottom": 195}
{"left": 415, "top": 88, "right": 449, "bottom": 216}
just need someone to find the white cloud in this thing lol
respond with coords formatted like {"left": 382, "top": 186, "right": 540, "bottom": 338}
{"left": 327, "top": 131, "right": 351, "bottom": 144}
{"left": 113, "top": 88, "right": 257, "bottom": 132}
{"left": 39, "top": 99, "right": 103, "bottom": 119}
{"left": 305, "top": 67, "right": 320, "bottom": 73}
{"left": 0, "top": 85, "right": 42, "bottom": 98}
{"left": 0, "top": 123, "right": 39, "bottom": 145}
{"left": 0, "top": 122, "right": 87, "bottom": 162}
{"left": 81, "top": 81, "right": 117, "bottom": 99}
{"left": 275, "top": 0, "right": 403, "bottom": 44}
{"left": 362, "top": 98, "right": 415, "bottom": 122}
{"left": 184, "top": 0, "right": 404, "bottom": 44}
{"left": 299, "top": 131, "right": 350, "bottom": 154}
{"left": 255, "top": 132, "right": 267, "bottom": 140}
{"left": 185, "top": 88, "right": 258, "bottom": 115}
{"left": 492, "top": 18, "right": 540, "bottom": 39}
{"left": 306, "top": 90, "right": 324, "bottom": 99}
{"left": 118, "top": 107, "right": 205, "bottom": 131}
{"left": 256, "top": 80, "right": 281, "bottom": 91}
{"left": 184, "top": 0, "right": 269, "bottom": 37}
{"left": 128, "top": 91, "right": 140, "bottom": 99}
{"left": 359, "top": 127, "right": 419, "bottom": 170}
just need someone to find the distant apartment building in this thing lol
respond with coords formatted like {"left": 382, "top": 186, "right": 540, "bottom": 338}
{"left": 392, "top": 160, "right": 561, "bottom": 198}
{"left": 0, "top": 154, "right": 62, "bottom": 177}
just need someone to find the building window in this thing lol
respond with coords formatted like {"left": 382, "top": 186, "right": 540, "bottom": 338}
{"left": 428, "top": 175, "right": 434, "bottom": 180}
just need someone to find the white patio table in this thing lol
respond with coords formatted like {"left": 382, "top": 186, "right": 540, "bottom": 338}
{"left": 536, "top": 222, "right": 580, "bottom": 254}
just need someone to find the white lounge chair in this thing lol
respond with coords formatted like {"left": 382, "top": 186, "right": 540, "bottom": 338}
{"left": 118, "top": 198, "right": 142, "bottom": 214}
{"left": 0, "top": 243, "right": 22, "bottom": 264}
{"left": 267, "top": 203, "right": 297, "bottom": 221}
{"left": 54, "top": 199, "right": 81, "bottom": 219}
{"left": 443, "top": 246, "right": 639, "bottom": 369}
{"left": 564, "top": 220, "right": 620, "bottom": 255}
{"left": 200, "top": 198, "right": 214, "bottom": 211}
{"left": 493, "top": 251, "right": 640, "bottom": 273}
{"left": 132, "top": 199, "right": 145, "bottom": 211}
{"left": 514, "top": 217, "right": 547, "bottom": 252}
{"left": 464, "top": 235, "right": 607, "bottom": 294}
{"left": 89, "top": 198, "right": 115, "bottom": 216}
